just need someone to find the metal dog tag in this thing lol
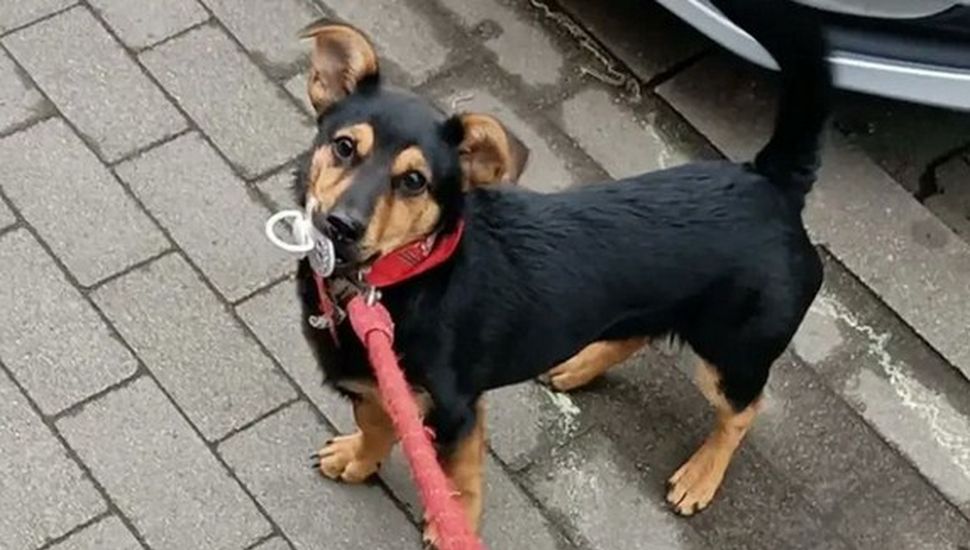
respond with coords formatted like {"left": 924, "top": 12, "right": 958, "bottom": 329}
{"left": 307, "top": 226, "right": 336, "bottom": 277}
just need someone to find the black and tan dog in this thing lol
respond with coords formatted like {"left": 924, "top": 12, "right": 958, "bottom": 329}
{"left": 298, "top": 0, "right": 832, "bottom": 543}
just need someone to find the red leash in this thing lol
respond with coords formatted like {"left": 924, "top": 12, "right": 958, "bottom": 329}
{"left": 346, "top": 296, "right": 484, "bottom": 550}
{"left": 313, "top": 220, "right": 483, "bottom": 549}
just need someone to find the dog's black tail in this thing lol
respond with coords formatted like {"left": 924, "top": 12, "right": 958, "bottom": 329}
{"left": 711, "top": 0, "right": 833, "bottom": 195}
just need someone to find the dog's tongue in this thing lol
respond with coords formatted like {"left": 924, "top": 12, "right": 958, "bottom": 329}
{"left": 307, "top": 225, "right": 336, "bottom": 277}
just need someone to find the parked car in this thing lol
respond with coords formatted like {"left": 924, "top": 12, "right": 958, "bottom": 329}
{"left": 655, "top": 0, "right": 970, "bottom": 110}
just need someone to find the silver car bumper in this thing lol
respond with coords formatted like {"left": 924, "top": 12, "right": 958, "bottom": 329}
{"left": 656, "top": 0, "right": 970, "bottom": 111}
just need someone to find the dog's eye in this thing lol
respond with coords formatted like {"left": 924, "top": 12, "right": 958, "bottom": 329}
{"left": 332, "top": 136, "right": 356, "bottom": 162}
{"left": 395, "top": 171, "right": 428, "bottom": 195}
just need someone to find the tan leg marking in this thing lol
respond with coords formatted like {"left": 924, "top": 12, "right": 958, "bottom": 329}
{"left": 545, "top": 337, "right": 648, "bottom": 392}
{"left": 423, "top": 401, "right": 486, "bottom": 548}
{"left": 317, "top": 394, "right": 396, "bottom": 484}
{"left": 666, "top": 360, "right": 760, "bottom": 516}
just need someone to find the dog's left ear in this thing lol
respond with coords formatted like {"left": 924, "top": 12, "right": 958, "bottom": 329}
{"left": 445, "top": 113, "right": 530, "bottom": 189}
{"left": 299, "top": 19, "right": 379, "bottom": 115}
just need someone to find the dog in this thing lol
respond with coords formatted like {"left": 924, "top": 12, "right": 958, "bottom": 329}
{"left": 298, "top": 0, "right": 832, "bottom": 543}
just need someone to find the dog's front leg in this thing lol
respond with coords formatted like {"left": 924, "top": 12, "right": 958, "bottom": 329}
{"left": 423, "top": 399, "right": 486, "bottom": 548}
{"left": 314, "top": 392, "right": 396, "bottom": 483}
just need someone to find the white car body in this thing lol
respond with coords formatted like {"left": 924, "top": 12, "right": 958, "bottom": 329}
{"left": 656, "top": 0, "right": 970, "bottom": 111}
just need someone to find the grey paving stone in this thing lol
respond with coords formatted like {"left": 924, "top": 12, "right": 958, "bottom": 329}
{"left": 795, "top": 260, "right": 970, "bottom": 516}
{"left": 0, "top": 230, "right": 138, "bottom": 415}
{"left": 557, "top": 0, "right": 709, "bottom": 82}
{"left": 524, "top": 429, "right": 707, "bottom": 550}
{"left": 257, "top": 168, "right": 300, "bottom": 211}
{"left": 658, "top": 52, "right": 970, "bottom": 383}
{"left": 835, "top": 93, "right": 970, "bottom": 193}
{"left": 114, "top": 133, "right": 293, "bottom": 301}
{"left": 57, "top": 376, "right": 271, "bottom": 550}
{"left": 92, "top": 254, "right": 296, "bottom": 441}
{"left": 0, "top": 48, "right": 50, "bottom": 134}
{"left": 49, "top": 515, "right": 141, "bottom": 550}
{"left": 439, "top": 0, "right": 562, "bottom": 86}
{"left": 0, "top": 369, "right": 105, "bottom": 550}
{"left": 487, "top": 382, "right": 589, "bottom": 472}
{"left": 219, "top": 402, "right": 417, "bottom": 550}
{"left": 284, "top": 73, "right": 314, "bottom": 116}
{"left": 320, "top": 0, "right": 449, "bottom": 85}
{"left": 140, "top": 25, "right": 310, "bottom": 179}
{"left": 3, "top": 7, "right": 187, "bottom": 161}
{"left": 570, "top": 349, "right": 841, "bottom": 550}
{"left": 201, "top": 0, "right": 320, "bottom": 79}
{"left": 88, "top": 0, "right": 208, "bottom": 50}
{"left": 381, "top": 451, "right": 570, "bottom": 550}
{"left": 561, "top": 88, "right": 687, "bottom": 178}
{"left": 656, "top": 53, "right": 771, "bottom": 162}
{"left": 236, "top": 278, "right": 354, "bottom": 432}
{"left": 832, "top": 465, "right": 970, "bottom": 550}
{"left": 437, "top": 88, "right": 576, "bottom": 192}
{"left": 0, "top": 0, "right": 73, "bottom": 34}
{"left": 749, "top": 353, "right": 901, "bottom": 518}
{"left": 0, "top": 119, "right": 168, "bottom": 285}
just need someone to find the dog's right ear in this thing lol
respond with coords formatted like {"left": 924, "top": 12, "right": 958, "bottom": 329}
{"left": 299, "top": 20, "right": 379, "bottom": 115}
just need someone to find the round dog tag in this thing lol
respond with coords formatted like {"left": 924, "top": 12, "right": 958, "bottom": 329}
{"left": 307, "top": 225, "right": 336, "bottom": 277}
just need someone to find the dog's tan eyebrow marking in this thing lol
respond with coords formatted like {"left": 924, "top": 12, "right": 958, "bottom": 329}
{"left": 335, "top": 123, "right": 375, "bottom": 157}
{"left": 391, "top": 146, "right": 431, "bottom": 179}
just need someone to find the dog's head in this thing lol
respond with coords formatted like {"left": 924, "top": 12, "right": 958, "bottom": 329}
{"left": 296, "top": 20, "right": 528, "bottom": 271}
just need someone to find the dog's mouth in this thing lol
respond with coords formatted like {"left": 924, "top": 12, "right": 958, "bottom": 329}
{"left": 327, "top": 238, "right": 379, "bottom": 276}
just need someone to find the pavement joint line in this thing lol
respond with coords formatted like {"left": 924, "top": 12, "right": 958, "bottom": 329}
{"left": 243, "top": 532, "right": 289, "bottom": 550}
{"left": 0, "top": 1, "right": 82, "bottom": 40}
{"left": 51, "top": 370, "right": 148, "bottom": 423}
{"left": 0, "top": 355, "right": 152, "bottom": 549}
{"left": 0, "top": 112, "right": 57, "bottom": 140}
{"left": 128, "top": 16, "right": 214, "bottom": 54}
{"left": 214, "top": 396, "right": 304, "bottom": 447}
{"left": 105, "top": 126, "right": 194, "bottom": 168}
{"left": 0, "top": 222, "right": 22, "bottom": 239}
{"left": 231, "top": 271, "right": 297, "bottom": 308}
{"left": 33, "top": 509, "right": 115, "bottom": 550}
{"left": 81, "top": 248, "right": 178, "bottom": 294}
{"left": 811, "top": 246, "right": 970, "bottom": 523}
{"left": 640, "top": 49, "right": 712, "bottom": 91}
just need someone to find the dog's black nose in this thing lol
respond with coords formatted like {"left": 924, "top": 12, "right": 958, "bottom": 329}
{"left": 325, "top": 212, "right": 364, "bottom": 242}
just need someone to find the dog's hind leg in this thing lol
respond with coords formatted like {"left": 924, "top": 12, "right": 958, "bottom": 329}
{"left": 316, "top": 392, "right": 397, "bottom": 483}
{"left": 544, "top": 337, "right": 648, "bottom": 392}
{"left": 423, "top": 400, "right": 486, "bottom": 547}
{"left": 666, "top": 359, "right": 761, "bottom": 516}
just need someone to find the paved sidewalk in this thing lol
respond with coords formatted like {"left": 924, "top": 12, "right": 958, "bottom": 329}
{"left": 2, "top": 1, "right": 970, "bottom": 549}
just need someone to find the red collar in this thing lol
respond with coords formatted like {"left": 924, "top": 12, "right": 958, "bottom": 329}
{"left": 310, "top": 220, "right": 464, "bottom": 343}
{"left": 363, "top": 219, "right": 465, "bottom": 288}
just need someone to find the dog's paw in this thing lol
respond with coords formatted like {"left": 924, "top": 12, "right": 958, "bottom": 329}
{"left": 313, "top": 433, "right": 380, "bottom": 483}
{"left": 542, "top": 361, "right": 596, "bottom": 392}
{"left": 665, "top": 442, "right": 728, "bottom": 516}
{"left": 422, "top": 522, "right": 439, "bottom": 550}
